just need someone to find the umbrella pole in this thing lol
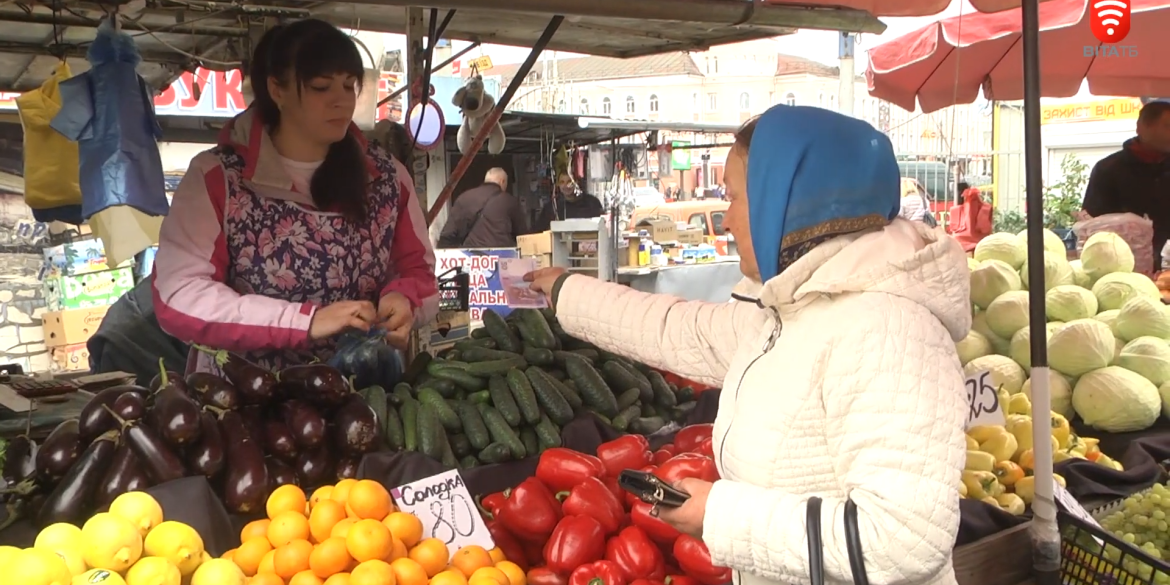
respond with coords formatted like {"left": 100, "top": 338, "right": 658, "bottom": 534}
{"left": 1020, "top": 0, "right": 1061, "bottom": 582}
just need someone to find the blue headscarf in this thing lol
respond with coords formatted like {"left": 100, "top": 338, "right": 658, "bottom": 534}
{"left": 746, "top": 105, "right": 901, "bottom": 282}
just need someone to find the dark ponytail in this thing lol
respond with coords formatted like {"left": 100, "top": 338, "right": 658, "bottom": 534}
{"left": 247, "top": 19, "right": 369, "bottom": 222}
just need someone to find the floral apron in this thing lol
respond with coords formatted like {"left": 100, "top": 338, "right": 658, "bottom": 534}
{"left": 209, "top": 144, "right": 400, "bottom": 371}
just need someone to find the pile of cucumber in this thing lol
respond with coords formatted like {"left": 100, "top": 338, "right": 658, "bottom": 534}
{"left": 359, "top": 308, "right": 701, "bottom": 469}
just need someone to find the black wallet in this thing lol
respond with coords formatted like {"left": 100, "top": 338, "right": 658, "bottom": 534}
{"left": 618, "top": 469, "right": 691, "bottom": 508}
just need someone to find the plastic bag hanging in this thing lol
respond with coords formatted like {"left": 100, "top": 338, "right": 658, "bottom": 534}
{"left": 16, "top": 62, "right": 82, "bottom": 223}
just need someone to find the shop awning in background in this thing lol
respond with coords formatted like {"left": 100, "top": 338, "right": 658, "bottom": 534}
{"left": 770, "top": 0, "right": 1049, "bottom": 15}
{"left": 866, "top": 0, "right": 1170, "bottom": 113}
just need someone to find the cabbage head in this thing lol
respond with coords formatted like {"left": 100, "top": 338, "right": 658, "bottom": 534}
{"left": 975, "top": 233, "right": 1026, "bottom": 269}
{"left": 956, "top": 330, "right": 992, "bottom": 366}
{"left": 1072, "top": 366, "right": 1161, "bottom": 432}
{"left": 968, "top": 258, "right": 982, "bottom": 271}
{"left": 1092, "top": 272, "right": 1161, "bottom": 311}
{"left": 1115, "top": 296, "right": 1170, "bottom": 341}
{"left": 1080, "top": 231, "right": 1135, "bottom": 280}
{"left": 1017, "top": 228, "right": 1069, "bottom": 258}
{"left": 972, "top": 312, "right": 1011, "bottom": 355}
{"left": 1069, "top": 260, "right": 1092, "bottom": 288}
{"left": 1159, "top": 381, "right": 1170, "bottom": 419}
{"left": 964, "top": 354, "right": 1026, "bottom": 394}
{"left": 1094, "top": 310, "right": 1121, "bottom": 336}
{"left": 1021, "top": 252, "right": 1075, "bottom": 292}
{"left": 1114, "top": 337, "right": 1125, "bottom": 365}
{"left": 1047, "top": 321, "right": 1066, "bottom": 335}
{"left": 1009, "top": 326, "right": 1051, "bottom": 369}
{"left": 1118, "top": 336, "right": 1170, "bottom": 385}
{"left": 970, "top": 260, "right": 1022, "bottom": 309}
{"left": 985, "top": 290, "right": 1030, "bottom": 339}
{"left": 1045, "top": 285, "right": 1098, "bottom": 322}
{"left": 1022, "top": 373, "right": 1074, "bottom": 419}
{"left": 1048, "top": 318, "right": 1116, "bottom": 376}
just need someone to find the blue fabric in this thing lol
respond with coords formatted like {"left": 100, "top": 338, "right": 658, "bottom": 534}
{"left": 746, "top": 105, "right": 901, "bottom": 282}
{"left": 32, "top": 204, "right": 83, "bottom": 225}
{"left": 50, "top": 19, "right": 168, "bottom": 221}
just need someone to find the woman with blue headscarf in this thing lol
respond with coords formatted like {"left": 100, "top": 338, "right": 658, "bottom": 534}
{"left": 527, "top": 106, "right": 971, "bottom": 585}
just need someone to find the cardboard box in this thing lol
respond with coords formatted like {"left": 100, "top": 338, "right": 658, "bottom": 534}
{"left": 532, "top": 254, "right": 552, "bottom": 269}
{"left": 44, "top": 267, "right": 135, "bottom": 311}
{"left": 43, "top": 306, "right": 110, "bottom": 348}
{"left": 50, "top": 343, "right": 91, "bottom": 372}
{"left": 677, "top": 227, "right": 705, "bottom": 245}
{"left": 43, "top": 239, "right": 132, "bottom": 278}
{"left": 518, "top": 231, "right": 552, "bottom": 256}
{"left": 634, "top": 218, "right": 677, "bottom": 244}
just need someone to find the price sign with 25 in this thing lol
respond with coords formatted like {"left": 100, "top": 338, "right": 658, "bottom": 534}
{"left": 965, "top": 369, "right": 1005, "bottom": 428}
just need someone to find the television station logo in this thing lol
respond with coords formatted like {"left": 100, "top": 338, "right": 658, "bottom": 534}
{"left": 1085, "top": 0, "right": 1137, "bottom": 57}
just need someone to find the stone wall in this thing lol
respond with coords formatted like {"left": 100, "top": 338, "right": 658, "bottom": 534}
{"left": 0, "top": 191, "right": 50, "bottom": 373}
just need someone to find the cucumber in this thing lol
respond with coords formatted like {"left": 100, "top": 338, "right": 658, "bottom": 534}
{"left": 417, "top": 402, "right": 444, "bottom": 459}
{"left": 465, "top": 356, "right": 528, "bottom": 377}
{"left": 383, "top": 404, "right": 406, "bottom": 451}
{"left": 449, "top": 433, "right": 472, "bottom": 458}
{"left": 403, "top": 351, "right": 432, "bottom": 384}
{"left": 525, "top": 367, "right": 574, "bottom": 425}
{"left": 602, "top": 361, "right": 645, "bottom": 394}
{"left": 519, "top": 427, "right": 539, "bottom": 456}
{"left": 647, "top": 370, "right": 677, "bottom": 407}
{"left": 539, "top": 307, "right": 556, "bottom": 321}
{"left": 460, "top": 347, "right": 522, "bottom": 363}
{"left": 616, "top": 387, "right": 641, "bottom": 410}
{"left": 479, "top": 405, "right": 526, "bottom": 459}
{"left": 556, "top": 379, "right": 584, "bottom": 410}
{"left": 598, "top": 350, "right": 637, "bottom": 368}
{"left": 565, "top": 356, "right": 619, "bottom": 417}
{"left": 459, "top": 455, "right": 480, "bottom": 469}
{"left": 455, "top": 337, "right": 497, "bottom": 350}
{"left": 470, "top": 326, "right": 492, "bottom": 339}
{"left": 482, "top": 309, "right": 522, "bottom": 353}
{"left": 553, "top": 351, "right": 588, "bottom": 366}
{"left": 675, "top": 386, "right": 696, "bottom": 403}
{"left": 427, "top": 359, "right": 472, "bottom": 375}
{"left": 417, "top": 377, "right": 458, "bottom": 398}
{"left": 488, "top": 375, "right": 523, "bottom": 426}
{"left": 546, "top": 369, "right": 567, "bottom": 381}
{"left": 629, "top": 416, "right": 667, "bottom": 435}
{"left": 455, "top": 401, "right": 491, "bottom": 450}
{"left": 392, "top": 383, "right": 414, "bottom": 403}
{"left": 418, "top": 388, "right": 463, "bottom": 432}
{"left": 590, "top": 411, "right": 613, "bottom": 426}
{"left": 361, "top": 385, "right": 389, "bottom": 426}
{"left": 445, "top": 349, "right": 462, "bottom": 361}
{"left": 516, "top": 309, "right": 558, "bottom": 349}
{"left": 506, "top": 369, "right": 542, "bottom": 424}
{"left": 671, "top": 401, "right": 698, "bottom": 422}
{"left": 641, "top": 403, "right": 658, "bottom": 417}
{"left": 522, "top": 347, "right": 556, "bottom": 367}
{"left": 431, "top": 368, "right": 487, "bottom": 392}
{"left": 478, "top": 443, "right": 512, "bottom": 464}
{"left": 467, "top": 390, "right": 492, "bottom": 404}
{"left": 534, "top": 415, "right": 562, "bottom": 450}
{"left": 401, "top": 398, "right": 420, "bottom": 452}
{"left": 439, "top": 429, "right": 458, "bottom": 467}
{"left": 611, "top": 404, "right": 642, "bottom": 431}
{"left": 569, "top": 349, "right": 601, "bottom": 362}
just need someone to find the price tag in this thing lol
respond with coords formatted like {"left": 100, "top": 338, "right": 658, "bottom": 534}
{"left": 1054, "top": 482, "right": 1104, "bottom": 544}
{"left": 391, "top": 470, "right": 494, "bottom": 559}
{"left": 964, "top": 369, "right": 1005, "bottom": 429}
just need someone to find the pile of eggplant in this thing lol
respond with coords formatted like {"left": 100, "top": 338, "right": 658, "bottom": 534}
{"left": 2, "top": 353, "right": 384, "bottom": 529}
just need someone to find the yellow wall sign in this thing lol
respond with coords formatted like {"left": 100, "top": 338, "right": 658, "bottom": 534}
{"left": 1041, "top": 98, "right": 1143, "bottom": 125}
{"left": 468, "top": 56, "right": 493, "bottom": 72}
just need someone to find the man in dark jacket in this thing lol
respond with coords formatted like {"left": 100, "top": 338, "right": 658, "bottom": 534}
{"left": 536, "top": 172, "right": 605, "bottom": 231}
{"left": 438, "top": 168, "right": 527, "bottom": 249}
{"left": 1082, "top": 101, "right": 1170, "bottom": 271}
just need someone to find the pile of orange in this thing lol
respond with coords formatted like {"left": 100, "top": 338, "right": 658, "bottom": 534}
{"left": 220, "top": 479, "right": 525, "bottom": 585}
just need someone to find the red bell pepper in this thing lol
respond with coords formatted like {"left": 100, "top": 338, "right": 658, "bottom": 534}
{"left": 692, "top": 438, "right": 714, "bottom": 460}
{"left": 631, "top": 580, "right": 664, "bottom": 585}
{"left": 665, "top": 576, "right": 700, "bottom": 585}
{"left": 524, "top": 540, "right": 546, "bottom": 566}
{"left": 606, "top": 526, "right": 666, "bottom": 581}
{"left": 655, "top": 454, "right": 719, "bottom": 484}
{"left": 652, "top": 447, "right": 675, "bottom": 466}
{"left": 544, "top": 515, "right": 607, "bottom": 576}
{"left": 560, "top": 476, "right": 626, "bottom": 534}
{"left": 480, "top": 491, "right": 508, "bottom": 518}
{"left": 629, "top": 501, "right": 681, "bottom": 546}
{"left": 498, "top": 477, "right": 563, "bottom": 542}
{"left": 569, "top": 560, "right": 627, "bottom": 585}
{"left": 673, "top": 536, "right": 731, "bottom": 585}
{"left": 486, "top": 518, "right": 529, "bottom": 571}
{"left": 673, "top": 425, "right": 713, "bottom": 454}
{"left": 603, "top": 475, "right": 625, "bottom": 504}
{"left": 529, "top": 567, "right": 569, "bottom": 585}
{"left": 537, "top": 448, "right": 606, "bottom": 492}
{"left": 596, "top": 435, "right": 653, "bottom": 477}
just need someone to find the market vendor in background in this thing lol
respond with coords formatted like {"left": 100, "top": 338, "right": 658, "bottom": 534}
{"left": 527, "top": 106, "right": 970, "bottom": 584}
{"left": 1081, "top": 100, "right": 1170, "bottom": 272}
{"left": 438, "top": 167, "right": 528, "bottom": 248}
{"left": 152, "top": 19, "right": 439, "bottom": 372}
{"left": 535, "top": 172, "right": 604, "bottom": 231}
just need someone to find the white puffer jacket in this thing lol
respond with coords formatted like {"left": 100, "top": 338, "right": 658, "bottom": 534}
{"left": 554, "top": 219, "right": 971, "bottom": 585}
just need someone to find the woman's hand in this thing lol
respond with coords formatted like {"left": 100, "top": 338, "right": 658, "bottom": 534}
{"left": 309, "top": 300, "right": 376, "bottom": 340}
{"left": 658, "top": 478, "right": 713, "bottom": 538}
{"left": 378, "top": 291, "right": 414, "bottom": 349}
{"left": 524, "top": 267, "right": 567, "bottom": 305}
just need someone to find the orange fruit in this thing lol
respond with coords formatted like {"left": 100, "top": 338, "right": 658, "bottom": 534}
{"left": 242, "top": 519, "right": 273, "bottom": 543}
{"left": 331, "top": 518, "right": 357, "bottom": 539}
{"left": 346, "top": 519, "right": 394, "bottom": 563}
{"left": 260, "top": 550, "right": 278, "bottom": 575}
{"left": 488, "top": 548, "right": 506, "bottom": 564}
{"left": 346, "top": 480, "right": 393, "bottom": 520}
{"left": 223, "top": 548, "right": 238, "bottom": 561}
{"left": 389, "top": 538, "right": 408, "bottom": 562}
{"left": 310, "top": 486, "right": 334, "bottom": 509}
{"left": 389, "top": 558, "right": 428, "bottom": 585}
{"left": 309, "top": 500, "right": 348, "bottom": 543}
{"left": 383, "top": 513, "right": 423, "bottom": 548}
{"left": 495, "top": 561, "right": 525, "bottom": 585}
{"left": 273, "top": 539, "right": 314, "bottom": 579}
{"left": 323, "top": 574, "right": 350, "bottom": 585}
{"left": 270, "top": 511, "right": 312, "bottom": 547}
{"left": 409, "top": 538, "right": 450, "bottom": 577}
{"left": 288, "top": 570, "right": 325, "bottom": 585}
{"left": 331, "top": 479, "right": 358, "bottom": 507}
{"left": 250, "top": 574, "right": 285, "bottom": 585}
{"left": 236, "top": 537, "right": 275, "bottom": 576}
{"left": 469, "top": 567, "right": 511, "bottom": 585}
{"left": 451, "top": 546, "right": 494, "bottom": 578}
{"left": 350, "top": 560, "right": 396, "bottom": 585}
{"left": 432, "top": 569, "right": 469, "bottom": 585}
{"left": 269, "top": 485, "right": 309, "bottom": 519}
{"left": 309, "top": 537, "right": 352, "bottom": 578}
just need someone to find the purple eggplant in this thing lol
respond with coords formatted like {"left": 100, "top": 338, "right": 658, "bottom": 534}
{"left": 95, "top": 443, "right": 150, "bottom": 508}
{"left": 219, "top": 410, "right": 269, "bottom": 514}
{"left": 35, "top": 419, "right": 81, "bottom": 482}
{"left": 37, "top": 431, "right": 117, "bottom": 527}
{"left": 149, "top": 372, "right": 203, "bottom": 447}
{"left": 266, "top": 458, "right": 299, "bottom": 489}
{"left": 113, "top": 392, "right": 147, "bottom": 421}
{"left": 104, "top": 406, "right": 187, "bottom": 485}
{"left": 294, "top": 447, "right": 333, "bottom": 489}
{"left": 150, "top": 369, "right": 186, "bottom": 392}
{"left": 186, "top": 412, "right": 226, "bottom": 480}
{"left": 281, "top": 400, "right": 326, "bottom": 449}
{"left": 79, "top": 386, "right": 149, "bottom": 441}
{"left": 238, "top": 405, "right": 266, "bottom": 445}
{"left": 263, "top": 419, "right": 299, "bottom": 463}
{"left": 335, "top": 457, "right": 361, "bottom": 481}
{"left": 204, "top": 349, "right": 276, "bottom": 405}
{"left": 278, "top": 364, "right": 351, "bottom": 407}
{"left": 185, "top": 372, "right": 240, "bottom": 410}
{"left": 2, "top": 434, "right": 32, "bottom": 486}
{"left": 332, "top": 394, "right": 381, "bottom": 455}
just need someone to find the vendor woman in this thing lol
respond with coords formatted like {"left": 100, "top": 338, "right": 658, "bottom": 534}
{"left": 152, "top": 19, "right": 439, "bottom": 371}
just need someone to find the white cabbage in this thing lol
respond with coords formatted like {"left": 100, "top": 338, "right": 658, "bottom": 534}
{"left": 975, "top": 233, "right": 1026, "bottom": 269}
{"left": 985, "top": 291, "right": 1031, "bottom": 339}
{"left": 1080, "top": 231, "right": 1135, "bottom": 280}
{"left": 1069, "top": 259, "right": 1092, "bottom": 288}
{"left": 956, "top": 330, "right": 992, "bottom": 366}
{"left": 1021, "top": 252, "right": 1075, "bottom": 292}
{"left": 1092, "top": 272, "right": 1161, "bottom": 311}
{"left": 1048, "top": 318, "right": 1116, "bottom": 377}
{"left": 1009, "top": 326, "right": 1050, "bottom": 370}
{"left": 972, "top": 312, "right": 1011, "bottom": 356}
{"left": 1072, "top": 366, "right": 1161, "bottom": 432}
{"left": 1094, "top": 310, "right": 1122, "bottom": 337}
{"left": 1016, "top": 228, "right": 1068, "bottom": 258}
{"left": 1118, "top": 336, "right": 1170, "bottom": 385}
{"left": 1045, "top": 285, "right": 1098, "bottom": 322}
{"left": 968, "top": 258, "right": 982, "bottom": 271}
{"left": 1022, "top": 374, "right": 1074, "bottom": 419}
{"left": 1116, "top": 296, "right": 1170, "bottom": 341}
{"left": 1159, "top": 381, "right": 1170, "bottom": 419}
{"left": 970, "top": 260, "right": 1023, "bottom": 310}
{"left": 964, "top": 354, "right": 1026, "bottom": 394}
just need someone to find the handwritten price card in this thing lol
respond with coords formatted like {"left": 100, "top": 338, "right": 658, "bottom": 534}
{"left": 391, "top": 470, "right": 495, "bottom": 560}
{"left": 964, "top": 369, "right": 1005, "bottom": 429}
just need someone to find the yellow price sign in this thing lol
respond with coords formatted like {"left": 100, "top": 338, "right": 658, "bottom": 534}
{"left": 468, "top": 56, "right": 493, "bottom": 72}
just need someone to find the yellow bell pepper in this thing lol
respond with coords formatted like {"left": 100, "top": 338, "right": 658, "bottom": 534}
{"left": 980, "top": 432, "right": 1019, "bottom": 463}
{"left": 966, "top": 450, "right": 997, "bottom": 472}
{"left": 1007, "top": 393, "right": 1032, "bottom": 416}
{"left": 1018, "top": 449, "right": 1035, "bottom": 471}
{"left": 1050, "top": 414, "right": 1071, "bottom": 448}
{"left": 1007, "top": 417, "right": 1033, "bottom": 460}
{"left": 995, "top": 493, "right": 1026, "bottom": 516}
{"left": 959, "top": 481, "right": 968, "bottom": 498}
{"left": 1066, "top": 433, "right": 1087, "bottom": 456}
{"left": 1053, "top": 450, "right": 1076, "bottom": 463}
{"left": 981, "top": 496, "right": 1001, "bottom": 508}
{"left": 1015, "top": 476, "right": 1036, "bottom": 504}
{"left": 965, "top": 435, "right": 980, "bottom": 450}
{"left": 1055, "top": 473, "right": 1066, "bottom": 487}
{"left": 997, "top": 387, "right": 1012, "bottom": 416}
{"left": 993, "top": 460, "right": 1025, "bottom": 487}
{"left": 968, "top": 425, "right": 1007, "bottom": 444}
{"left": 962, "top": 470, "right": 1003, "bottom": 499}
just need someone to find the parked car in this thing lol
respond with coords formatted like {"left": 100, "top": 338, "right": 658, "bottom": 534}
{"left": 631, "top": 200, "right": 730, "bottom": 238}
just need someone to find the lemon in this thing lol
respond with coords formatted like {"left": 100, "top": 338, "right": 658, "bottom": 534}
{"left": 143, "top": 521, "right": 204, "bottom": 577}
{"left": 6, "top": 547, "right": 73, "bottom": 585}
{"left": 81, "top": 513, "right": 143, "bottom": 572}
{"left": 0, "top": 544, "right": 21, "bottom": 569}
{"left": 36, "top": 523, "right": 87, "bottom": 576}
{"left": 189, "top": 559, "right": 245, "bottom": 585}
{"left": 125, "top": 557, "right": 182, "bottom": 585}
{"left": 109, "top": 493, "right": 165, "bottom": 538}
{"left": 73, "top": 569, "right": 128, "bottom": 585}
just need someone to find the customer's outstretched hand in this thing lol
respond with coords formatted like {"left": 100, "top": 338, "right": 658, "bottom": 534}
{"left": 524, "top": 267, "right": 567, "bottom": 305}
{"left": 658, "top": 478, "right": 712, "bottom": 538}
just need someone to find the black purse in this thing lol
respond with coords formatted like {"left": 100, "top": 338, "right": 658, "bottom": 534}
{"left": 806, "top": 497, "right": 870, "bottom": 585}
